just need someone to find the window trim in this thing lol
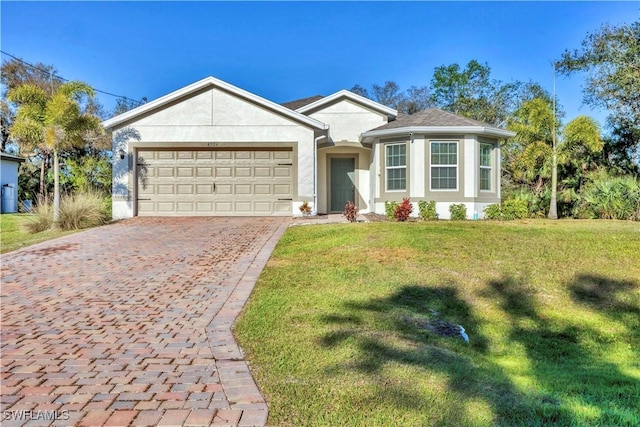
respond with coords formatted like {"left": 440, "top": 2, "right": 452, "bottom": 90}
{"left": 479, "top": 143, "right": 492, "bottom": 192}
{"left": 385, "top": 142, "right": 407, "bottom": 192}
{"left": 430, "top": 140, "right": 458, "bottom": 191}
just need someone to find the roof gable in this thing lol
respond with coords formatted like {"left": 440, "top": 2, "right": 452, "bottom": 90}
{"left": 295, "top": 89, "right": 397, "bottom": 119}
{"left": 102, "top": 77, "right": 327, "bottom": 131}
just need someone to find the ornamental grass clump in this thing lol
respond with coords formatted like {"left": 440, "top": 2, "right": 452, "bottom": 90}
{"left": 58, "top": 191, "right": 110, "bottom": 230}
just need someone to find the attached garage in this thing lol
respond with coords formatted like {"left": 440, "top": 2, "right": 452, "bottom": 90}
{"left": 136, "top": 148, "right": 293, "bottom": 216}
{"left": 104, "top": 77, "right": 327, "bottom": 219}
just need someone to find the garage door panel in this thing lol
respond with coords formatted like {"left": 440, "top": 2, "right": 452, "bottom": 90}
{"left": 157, "top": 151, "right": 175, "bottom": 160}
{"left": 274, "top": 184, "right": 291, "bottom": 195}
{"left": 157, "top": 167, "right": 174, "bottom": 178}
{"left": 274, "top": 201, "right": 291, "bottom": 213}
{"left": 196, "top": 167, "right": 213, "bottom": 177}
{"left": 177, "top": 168, "right": 193, "bottom": 177}
{"left": 234, "top": 184, "right": 252, "bottom": 195}
{"left": 196, "top": 184, "right": 213, "bottom": 194}
{"left": 157, "top": 184, "right": 174, "bottom": 195}
{"left": 216, "top": 184, "right": 233, "bottom": 195}
{"left": 176, "top": 202, "right": 194, "bottom": 212}
{"left": 235, "top": 167, "right": 252, "bottom": 177}
{"left": 215, "top": 167, "right": 232, "bottom": 177}
{"left": 254, "top": 167, "right": 271, "bottom": 178}
{"left": 254, "top": 151, "right": 271, "bottom": 160}
{"left": 196, "top": 151, "right": 213, "bottom": 160}
{"left": 274, "top": 166, "right": 291, "bottom": 177}
{"left": 177, "top": 184, "right": 194, "bottom": 195}
{"left": 274, "top": 151, "right": 292, "bottom": 160}
{"left": 137, "top": 148, "right": 293, "bottom": 216}
{"left": 157, "top": 201, "right": 175, "bottom": 212}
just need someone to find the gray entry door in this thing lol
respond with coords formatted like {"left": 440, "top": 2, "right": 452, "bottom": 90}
{"left": 330, "top": 157, "right": 355, "bottom": 212}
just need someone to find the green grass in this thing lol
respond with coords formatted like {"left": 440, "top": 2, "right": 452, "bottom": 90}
{"left": 0, "top": 214, "right": 77, "bottom": 254}
{"left": 235, "top": 220, "right": 640, "bottom": 426}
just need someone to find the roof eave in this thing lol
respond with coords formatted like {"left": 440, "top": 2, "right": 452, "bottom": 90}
{"left": 102, "top": 76, "right": 328, "bottom": 131}
{"left": 360, "top": 126, "right": 516, "bottom": 142}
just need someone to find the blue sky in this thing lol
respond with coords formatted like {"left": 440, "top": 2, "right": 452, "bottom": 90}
{"left": 2, "top": 1, "right": 638, "bottom": 128}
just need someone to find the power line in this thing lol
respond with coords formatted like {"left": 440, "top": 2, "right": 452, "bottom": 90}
{"left": 1, "top": 50, "right": 144, "bottom": 106}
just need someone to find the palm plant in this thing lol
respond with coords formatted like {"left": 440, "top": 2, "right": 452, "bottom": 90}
{"left": 8, "top": 81, "right": 103, "bottom": 227}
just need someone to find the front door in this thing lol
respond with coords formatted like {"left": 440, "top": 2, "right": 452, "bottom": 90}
{"left": 330, "top": 157, "right": 355, "bottom": 212}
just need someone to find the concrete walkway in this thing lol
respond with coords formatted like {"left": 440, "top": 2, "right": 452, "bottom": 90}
{"left": 1, "top": 217, "right": 289, "bottom": 426}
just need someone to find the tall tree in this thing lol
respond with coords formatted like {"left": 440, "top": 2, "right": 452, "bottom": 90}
{"left": 429, "top": 60, "right": 551, "bottom": 127}
{"left": 556, "top": 20, "right": 640, "bottom": 164}
{"left": 507, "top": 98, "right": 602, "bottom": 217}
{"left": 371, "top": 81, "right": 403, "bottom": 109}
{"left": 8, "top": 81, "right": 103, "bottom": 226}
{"left": 1, "top": 58, "right": 61, "bottom": 152}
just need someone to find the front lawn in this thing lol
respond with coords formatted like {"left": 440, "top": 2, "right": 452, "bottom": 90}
{"left": 0, "top": 214, "right": 77, "bottom": 254}
{"left": 235, "top": 220, "right": 640, "bottom": 426}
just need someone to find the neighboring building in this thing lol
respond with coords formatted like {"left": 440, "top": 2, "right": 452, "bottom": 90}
{"left": 103, "top": 77, "right": 515, "bottom": 220}
{"left": 0, "top": 152, "right": 25, "bottom": 213}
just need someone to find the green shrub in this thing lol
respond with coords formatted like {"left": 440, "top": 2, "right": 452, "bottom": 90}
{"left": 449, "top": 203, "right": 467, "bottom": 220}
{"left": 26, "top": 202, "right": 53, "bottom": 233}
{"left": 484, "top": 199, "right": 529, "bottom": 220}
{"left": 502, "top": 199, "right": 529, "bottom": 220}
{"left": 58, "top": 191, "right": 110, "bottom": 230}
{"left": 384, "top": 201, "right": 398, "bottom": 220}
{"left": 579, "top": 173, "right": 640, "bottom": 220}
{"left": 393, "top": 198, "right": 413, "bottom": 221}
{"left": 483, "top": 203, "right": 502, "bottom": 220}
{"left": 418, "top": 200, "right": 438, "bottom": 221}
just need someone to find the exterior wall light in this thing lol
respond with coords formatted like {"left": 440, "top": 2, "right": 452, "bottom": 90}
{"left": 119, "top": 149, "right": 126, "bottom": 160}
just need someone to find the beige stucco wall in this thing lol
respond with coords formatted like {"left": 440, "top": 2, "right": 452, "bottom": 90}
{"left": 309, "top": 99, "right": 387, "bottom": 143}
{"left": 111, "top": 86, "right": 316, "bottom": 219}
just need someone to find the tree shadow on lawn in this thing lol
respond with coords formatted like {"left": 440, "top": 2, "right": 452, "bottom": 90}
{"left": 318, "top": 285, "right": 533, "bottom": 426}
{"left": 319, "top": 277, "right": 640, "bottom": 426}
{"left": 484, "top": 274, "right": 640, "bottom": 425}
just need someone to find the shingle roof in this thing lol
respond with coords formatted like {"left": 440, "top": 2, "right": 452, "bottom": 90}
{"left": 281, "top": 95, "right": 324, "bottom": 111}
{"left": 371, "top": 108, "right": 496, "bottom": 131}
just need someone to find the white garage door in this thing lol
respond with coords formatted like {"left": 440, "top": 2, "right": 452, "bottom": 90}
{"left": 136, "top": 148, "right": 293, "bottom": 216}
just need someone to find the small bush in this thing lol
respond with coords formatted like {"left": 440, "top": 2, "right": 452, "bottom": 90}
{"left": 485, "top": 199, "right": 529, "bottom": 220}
{"left": 484, "top": 203, "right": 502, "bottom": 220}
{"left": 449, "top": 203, "right": 467, "bottom": 220}
{"left": 343, "top": 201, "right": 358, "bottom": 222}
{"left": 384, "top": 201, "right": 398, "bottom": 220}
{"left": 26, "top": 202, "right": 53, "bottom": 233}
{"left": 502, "top": 199, "right": 529, "bottom": 220}
{"left": 394, "top": 198, "right": 413, "bottom": 221}
{"left": 58, "top": 192, "right": 110, "bottom": 230}
{"left": 418, "top": 200, "right": 437, "bottom": 221}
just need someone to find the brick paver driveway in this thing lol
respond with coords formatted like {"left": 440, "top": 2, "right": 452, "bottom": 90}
{"left": 1, "top": 217, "right": 289, "bottom": 426}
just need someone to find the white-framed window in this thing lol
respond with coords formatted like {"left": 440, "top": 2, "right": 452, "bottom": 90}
{"left": 431, "top": 141, "right": 458, "bottom": 190}
{"left": 385, "top": 143, "right": 407, "bottom": 191}
{"left": 480, "top": 143, "right": 493, "bottom": 191}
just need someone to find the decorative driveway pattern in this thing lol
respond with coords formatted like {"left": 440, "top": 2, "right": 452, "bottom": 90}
{"left": 1, "top": 217, "right": 289, "bottom": 426}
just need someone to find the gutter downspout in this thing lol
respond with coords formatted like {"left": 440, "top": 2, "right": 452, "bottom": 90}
{"left": 313, "top": 134, "right": 327, "bottom": 215}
